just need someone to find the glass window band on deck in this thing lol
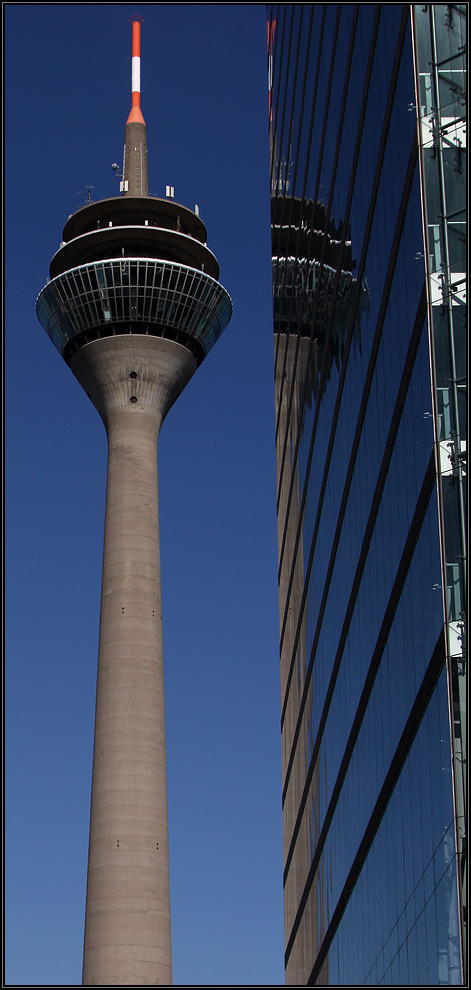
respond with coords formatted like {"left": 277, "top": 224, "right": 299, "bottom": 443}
{"left": 36, "top": 259, "right": 232, "bottom": 365}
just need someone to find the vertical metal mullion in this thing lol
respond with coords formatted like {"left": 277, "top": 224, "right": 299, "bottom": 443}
{"left": 273, "top": 5, "right": 306, "bottom": 387}
{"left": 273, "top": 5, "right": 314, "bottom": 425}
{"left": 276, "top": 5, "right": 342, "bottom": 509}
{"left": 271, "top": 4, "right": 290, "bottom": 375}
{"left": 274, "top": 5, "right": 296, "bottom": 199}
{"left": 278, "top": 3, "right": 378, "bottom": 633}
{"left": 430, "top": 6, "right": 462, "bottom": 454}
{"left": 279, "top": 2, "right": 410, "bottom": 727}
{"left": 282, "top": 129, "right": 419, "bottom": 797}
{"left": 277, "top": 3, "right": 351, "bottom": 641}
{"left": 268, "top": 4, "right": 281, "bottom": 191}
{"left": 426, "top": 7, "right": 467, "bottom": 982}
{"left": 274, "top": 7, "right": 327, "bottom": 385}
{"left": 270, "top": 4, "right": 289, "bottom": 196}
{"left": 272, "top": 5, "right": 297, "bottom": 393}
{"left": 277, "top": 5, "right": 358, "bottom": 564}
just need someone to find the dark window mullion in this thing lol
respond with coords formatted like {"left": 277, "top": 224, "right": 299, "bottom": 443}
{"left": 269, "top": 5, "right": 284, "bottom": 192}
{"left": 285, "top": 5, "right": 315, "bottom": 207}
{"left": 275, "top": 3, "right": 341, "bottom": 453}
{"left": 283, "top": 284, "right": 427, "bottom": 885}
{"left": 272, "top": 5, "right": 295, "bottom": 203}
{"left": 281, "top": 131, "right": 419, "bottom": 805}
{"left": 273, "top": 5, "right": 309, "bottom": 385}
{"left": 272, "top": 5, "right": 301, "bottom": 392}
{"left": 279, "top": 5, "right": 410, "bottom": 728}
{"left": 275, "top": 5, "right": 342, "bottom": 502}
{"left": 271, "top": 4, "right": 295, "bottom": 379}
{"left": 272, "top": 4, "right": 308, "bottom": 373}
{"left": 273, "top": 6, "right": 318, "bottom": 419}
{"left": 284, "top": 451, "right": 439, "bottom": 968}
{"left": 305, "top": 625, "right": 445, "bottom": 984}
{"left": 274, "top": 6, "right": 328, "bottom": 384}
{"left": 277, "top": 3, "right": 361, "bottom": 648}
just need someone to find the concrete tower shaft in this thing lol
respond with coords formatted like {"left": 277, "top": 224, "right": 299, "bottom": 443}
{"left": 72, "top": 335, "right": 196, "bottom": 986}
{"left": 123, "top": 119, "right": 148, "bottom": 197}
{"left": 35, "top": 16, "right": 232, "bottom": 988}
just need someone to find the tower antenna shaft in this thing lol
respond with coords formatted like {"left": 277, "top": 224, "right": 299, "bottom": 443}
{"left": 131, "top": 18, "right": 141, "bottom": 108}
{"left": 126, "top": 16, "right": 145, "bottom": 126}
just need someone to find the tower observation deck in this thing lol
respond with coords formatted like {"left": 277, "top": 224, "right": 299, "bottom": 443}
{"left": 36, "top": 18, "right": 232, "bottom": 987}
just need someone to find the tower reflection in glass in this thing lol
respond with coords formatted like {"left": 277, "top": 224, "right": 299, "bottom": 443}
{"left": 268, "top": 4, "right": 465, "bottom": 985}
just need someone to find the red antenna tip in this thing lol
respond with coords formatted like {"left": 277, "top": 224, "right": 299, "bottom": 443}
{"left": 126, "top": 16, "right": 145, "bottom": 125}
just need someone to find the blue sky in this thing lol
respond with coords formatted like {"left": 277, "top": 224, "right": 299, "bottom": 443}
{"left": 5, "top": 5, "right": 284, "bottom": 986}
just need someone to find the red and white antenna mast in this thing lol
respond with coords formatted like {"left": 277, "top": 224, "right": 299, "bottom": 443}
{"left": 122, "top": 16, "right": 148, "bottom": 196}
{"left": 127, "top": 15, "right": 145, "bottom": 125}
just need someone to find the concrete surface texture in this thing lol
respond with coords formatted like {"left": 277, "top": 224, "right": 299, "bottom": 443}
{"left": 71, "top": 334, "right": 197, "bottom": 986}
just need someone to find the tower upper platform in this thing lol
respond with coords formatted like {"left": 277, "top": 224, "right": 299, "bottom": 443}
{"left": 50, "top": 195, "right": 219, "bottom": 280}
{"left": 36, "top": 19, "right": 232, "bottom": 368}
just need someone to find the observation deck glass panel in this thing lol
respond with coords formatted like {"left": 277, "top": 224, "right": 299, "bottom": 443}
{"left": 36, "top": 259, "right": 232, "bottom": 362}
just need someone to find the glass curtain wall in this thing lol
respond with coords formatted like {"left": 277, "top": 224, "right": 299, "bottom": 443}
{"left": 268, "top": 4, "right": 463, "bottom": 985}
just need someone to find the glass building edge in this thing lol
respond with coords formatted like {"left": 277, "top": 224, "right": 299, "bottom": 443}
{"left": 35, "top": 259, "right": 233, "bottom": 361}
{"left": 268, "top": 4, "right": 464, "bottom": 985}
{"left": 411, "top": 4, "right": 467, "bottom": 981}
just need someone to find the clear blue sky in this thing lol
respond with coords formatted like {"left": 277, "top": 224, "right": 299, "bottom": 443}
{"left": 5, "top": 4, "right": 284, "bottom": 986}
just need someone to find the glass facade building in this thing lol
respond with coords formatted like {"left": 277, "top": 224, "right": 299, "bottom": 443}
{"left": 268, "top": 5, "right": 466, "bottom": 985}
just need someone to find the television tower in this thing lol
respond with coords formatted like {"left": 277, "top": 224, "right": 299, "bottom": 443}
{"left": 36, "top": 18, "right": 232, "bottom": 986}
